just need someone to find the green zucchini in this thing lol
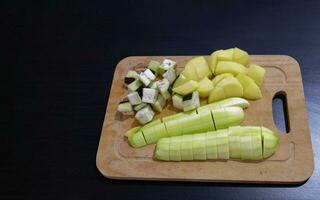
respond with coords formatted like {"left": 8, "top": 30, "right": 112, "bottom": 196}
{"left": 126, "top": 98, "right": 249, "bottom": 148}
{"left": 154, "top": 126, "right": 279, "bottom": 161}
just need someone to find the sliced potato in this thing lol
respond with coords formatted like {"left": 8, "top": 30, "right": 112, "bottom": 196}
{"left": 197, "top": 77, "right": 214, "bottom": 98}
{"left": 215, "top": 61, "right": 247, "bottom": 75}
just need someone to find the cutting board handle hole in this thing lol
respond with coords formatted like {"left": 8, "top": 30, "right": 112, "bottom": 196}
{"left": 272, "top": 91, "right": 290, "bottom": 133}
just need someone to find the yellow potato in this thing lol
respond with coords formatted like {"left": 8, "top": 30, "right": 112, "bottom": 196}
{"left": 208, "top": 77, "right": 243, "bottom": 103}
{"left": 215, "top": 61, "right": 247, "bottom": 75}
{"left": 236, "top": 73, "right": 262, "bottom": 100}
{"left": 212, "top": 73, "right": 234, "bottom": 87}
{"left": 182, "top": 61, "right": 200, "bottom": 81}
{"left": 197, "top": 77, "right": 214, "bottom": 98}
{"left": 192, "top": 56, "right": 212, "bottom": 79}
{"left": 217, "top": 48, "right": 234, "bottom": 61}
{"left": 208, "top": 50, "right": 223, "bottom": 74}
{"left": 173, "top": 80, "right": 199, "bottom": 95}
{"left": 246, "top": 64, "right": 266, "bottom": 87}
{"left": 233, "top": 47, "right": 249, "bottom": 65}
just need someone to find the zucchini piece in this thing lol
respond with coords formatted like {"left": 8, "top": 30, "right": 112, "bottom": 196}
{"left": 180, "top": 134, "right": 194, "bottom": 161}
{"left": 211, "top": 107, "right": 244, "bottom": 130}
{"left": 206, "top": 131, "right": 218, "bottom": 159}
{"left": 192, "top": 133, "right": 207, "bottom": 160}
{"left": 128, "top": 130, "right": 147, "bottom": 148}
{"left": 216, "top": 129, "right": 230, "bottom": 159}
{"left": 142, "top": 122, "right": 168, "bottom": 144}
{"left": 169, "top": 136, "right": 182, "bottom": 161}
{"left": 155, "top": 137, "right": 170, "bottom": 161}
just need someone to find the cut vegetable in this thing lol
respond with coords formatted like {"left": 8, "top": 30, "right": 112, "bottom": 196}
{"left": 151, "top": 94, "right": 166, "bottom": 112}
{"left": 172, "top": 80, "right": 199, "bottom": 95}
{"left": 197, "top": 77, "right": 214, "bottom": 98}
{"left": 172, "top": 74, "right": 188, "bottom": 88}
{"left": 215, "top": 61, "right": 247, "bottom": 75}
{"left": 156, "top": 79, "right": 171, "bottom": 100}
{"left": 182, "top": 60, "right": 200, "bottom": 81}
{"left": 246, "top": 64, "right": 266, "bottom": 87}
{"left": 126, "top": 70, "right": 139, "bottom": 79}
{"left": 127, "top": 91, "right": 142, "bottom": 105}
{"left": 128, "top": 130, "right": 146, "bottom": 148}
{"left": 127, "top": 79, "right": 142, "bottom": 92}
{"left": 236, "top": 73, "right": 262, "bottom": 100}
{"left": 212, "top": 73, "right": 233, "bottom": 87}
{"left": 172, "top": 94, "right": 183, "bottom": 110}
{"left": 117, "top": 101, "right": 134, "bottom": 115}
{"left": 142, "top": 88, "right": 158, "bottom": 104}
{"left": 182, "top": 91, "right": 200, "bottom": 112}
{"left": 233, "top": 47, "right": 249, "bottom": 65}
{"left": 208, "top": 76, "right": 243, "bottom": 103}
{"left": 135, "top": 105, "right": 155, "bottom": 124}
{"left": 192, "top": 133, "right": 207, "bottom": 160}
{"left": 142, "top": 122, "right": 168, "bottom": 144}
{"left": 211, "top": 107, "right": 244, "bottom": 130}
{"left": 134, "top": 103, "right": 147, "bottom": 112}
{"left": 155, "top": 126, "right": 279, "bottom": 161}
{"left": 192, "top": 56, "right": 212, "bottom": 79}
{"left": 139, "top": 72, "right": 151, "bottom": 86}
{"left": 208, "top": 49, "right": 223, "bottom": 74}
{"left": 197, "top": 97, "right": 249, "bottom": 115}
{"left": 217, "top": 48, "right": 234, "bottom": 61}
{"left": 159, "top": 59, "right": 176, "bottom": 75}
{"left": 162, "top": 68, "right": 176, "bottom": 84}
{"left": 144, "top": 69, "right": 156, "bottom": 81}
{"left": 148, "top": 60, "right": 160, "bottom": 75}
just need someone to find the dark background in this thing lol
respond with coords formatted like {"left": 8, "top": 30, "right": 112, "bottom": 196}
{"left": 6, "top": 0, "right": 320, "bottom": 199}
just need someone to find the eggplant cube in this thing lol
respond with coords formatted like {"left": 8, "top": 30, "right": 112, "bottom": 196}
{"left": 127, "top": 91, "right": 142, "bottom": 105}
{"left": 139, "top": 72, "right": 151, "bottom": 86}
{"left": 142, "top": 88, "right": 158, "bottom": 104}
{"left": 135, "top": 106, "right": 155, "bottom": 124}
{"left": 183, "top": 91, "right": 200, "bottom": 111}
{"left": 144, "top": 69, "right": 156, "bottom": 81}
{"left": 162, "top": 68, "right": 176, "bottom": 84}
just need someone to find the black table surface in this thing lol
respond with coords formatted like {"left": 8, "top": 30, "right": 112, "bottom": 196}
{"left": 7, "top": 0, "right": 320, "bottom": 199}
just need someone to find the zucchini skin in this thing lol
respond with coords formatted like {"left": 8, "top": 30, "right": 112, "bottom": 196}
{"left": 154, "top": 126, "right": 279, "bottom": 161}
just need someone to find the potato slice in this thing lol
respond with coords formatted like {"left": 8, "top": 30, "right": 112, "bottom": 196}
{"left": 217, "top": 48, "right": 234, "bottom": 61}
{"left": 212, "top": 73, "right": 233, "bottom": 87}
{"left": 246, "top": 64, "right": 266, "bottom": 87}
{"left": 215, "top": 61, "right": 247, "bottom": 75}
{"left": 197, "top": 77, "right": 214, "bottom": 98}
{"left": 236, "top": 73, "right": 262, "bottom": 100}
{"left": 233, "top": 47, "right": 249, "bottom": 65}
{"left": 208, "top": 50, "right": 223, "bottom": 74}
{"left": 208, "top": 77, "right": 243, "bottom": 103}
{"left": 172, "top": 80, "right": 199, "bottom": 95}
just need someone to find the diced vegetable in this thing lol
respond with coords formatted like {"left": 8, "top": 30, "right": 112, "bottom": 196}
{"left": 148, "top": 60, "right": 160, "bottom": 75}
{"left": 127, "top": 79, "right": 142, "bottom": 92}
{"left": 182, "top": 91, "right": 200, "bottom": 111}
{"left": 172, "top": 74, "right": 188, "bottom": 88}
{"left": 162, "top": 68, "right": 176, "bottom": 84}
{"left": 117, "top": 101, "right": 134, "bottom": 115}
{"left": 127, "top": 91, "right": 142, "bottom": 105}
{"left": 142, "top": 88, "right": 158, "bottom": 104}
{"left": 135, "top": 105, "right": 155, "bottom": 124}
{"left": 172, "top": 94, "right": 183, "bottom": 110}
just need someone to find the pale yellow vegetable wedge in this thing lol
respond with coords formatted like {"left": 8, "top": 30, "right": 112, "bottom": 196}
{"left": 172, "top": 80, "right": 199, "bottom": 95}
{"left": 246, "top": 64, "right": 266, "bottom": 87}
{"left": 215, "top": 61, "right": 247, "bottom": 75}
{"left": 208, "top": 76, "right": 243, "bottom": 103}
{"left": 197, "top": 77, "right": 214, "bottom": 98}
{"left": 236, "top": 73, "right": 262, "bottom": 100}
{"left": 217, "top": 48, "right": 234, "bottom": 61}
{"left": 212, "top": 73, "right": 234, "bottom": 87}
{"left": 208, "top": 50, "right": 223, "bottom": 74}
{"left": 233, "top": 47, "right": 249, "bottom": 65}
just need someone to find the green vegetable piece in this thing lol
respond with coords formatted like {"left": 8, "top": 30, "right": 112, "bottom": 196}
{"left": 180, "top": 134, "right": 194, "bottom": 161}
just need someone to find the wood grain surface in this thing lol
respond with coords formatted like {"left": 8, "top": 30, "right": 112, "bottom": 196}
{"left": 96, "top": 55, "right": 314, "bottom": 183}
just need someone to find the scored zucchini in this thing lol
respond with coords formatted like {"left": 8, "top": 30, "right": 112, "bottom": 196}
{"left": 155, "top": 126, "right": 279, "bottom": 161}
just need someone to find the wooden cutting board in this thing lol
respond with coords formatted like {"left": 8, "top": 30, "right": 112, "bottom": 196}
{"left": 96, "top": 55, "right": 314, "bottom": 184}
